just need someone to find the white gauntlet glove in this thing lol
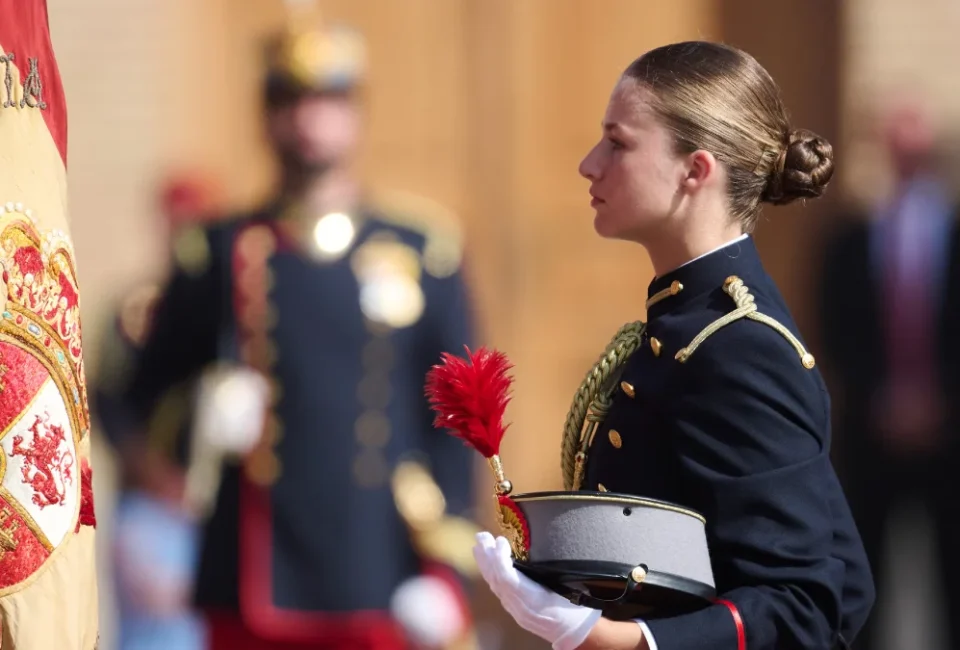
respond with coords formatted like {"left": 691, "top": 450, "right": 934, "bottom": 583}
{"left": 193, "top": 365, "right": 269, "bottom": 454}
{"left": 390, "top": 574, "right": 466, "bottom": 648}
{"left": 184, "top": 365, "right": 270, "bottom": 517}
{"left": 473, "top": 532, "right": 601, "bottom": 650}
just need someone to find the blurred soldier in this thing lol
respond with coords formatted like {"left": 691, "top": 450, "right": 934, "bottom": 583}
{"left": 100, "top": 7, "right": 480, "bottom": 650}
{"left": 0, "top": 0, "right": 99, "bottom": 647}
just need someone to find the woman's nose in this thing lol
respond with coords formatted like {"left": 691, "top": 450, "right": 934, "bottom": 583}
{"left": 579, "top": 145, "right": 600, "bottom": 181}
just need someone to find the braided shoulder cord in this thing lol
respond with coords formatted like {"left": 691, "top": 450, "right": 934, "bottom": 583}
{"left": 675, "top": 276, "right": 816, "bottom": 369}
{"left": 560, "top": 321, "right": 646, "bottom": 490}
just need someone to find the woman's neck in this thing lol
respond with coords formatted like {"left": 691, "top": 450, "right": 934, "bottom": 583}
{"left": 644, "top": 221, "right": 745, "bottom": 278}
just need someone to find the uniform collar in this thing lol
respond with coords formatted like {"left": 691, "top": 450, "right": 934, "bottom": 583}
{"left": 645, "top": 234, "right": 756, "bottom": 321}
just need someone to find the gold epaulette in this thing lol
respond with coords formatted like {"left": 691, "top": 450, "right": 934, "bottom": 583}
{"left": 675, "top": 276, "right": 815, "bottom": 369}
{"left": 391, "top": 460, "right": 480, "bottom": 578}
{"left": 172, "top": 212, "right": 249, "bottom": 277}
{"left": 367, "top": 189, "right": 464, "bottom": 279}
{"left": 172, "top": 225, "right": 211, "bottom": 277}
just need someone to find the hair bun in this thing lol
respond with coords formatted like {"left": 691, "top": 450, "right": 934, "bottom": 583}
{"left": 761, "top": 128, "right": 834, "bottom": 205}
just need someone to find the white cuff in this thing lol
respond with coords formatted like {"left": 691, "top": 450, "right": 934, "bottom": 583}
{"left": 635, "top": 620, "right": 658, "bottom": 650}
{"left": 552, "top": 609, "right": 603, "bottom": 650}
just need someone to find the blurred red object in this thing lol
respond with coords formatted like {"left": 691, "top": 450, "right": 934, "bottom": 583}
{"left": 159, "top": 170, "right": 225, "bottom": 228}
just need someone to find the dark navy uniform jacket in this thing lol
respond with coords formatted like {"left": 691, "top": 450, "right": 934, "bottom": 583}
{"left": 583, "top": 236, "right": 875, "bottom": 650}
{"left": 97, "top": 196, "right": 477, "bottom": 645}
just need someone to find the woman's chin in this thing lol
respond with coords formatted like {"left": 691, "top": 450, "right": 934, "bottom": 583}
{"left": 593, "top": 212, "right": 624, "bottom": 239}
{"left": 594, "top": 210, "right": 654, "bottom": 244}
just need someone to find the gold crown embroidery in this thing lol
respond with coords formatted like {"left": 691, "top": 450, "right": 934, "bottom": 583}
{"left": 0, "top": 205, "right": 89, "bottom": 436}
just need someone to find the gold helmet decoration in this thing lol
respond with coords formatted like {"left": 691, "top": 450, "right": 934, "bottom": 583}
{"left": 264, "top": 3, "right": 366, "bottom": 96}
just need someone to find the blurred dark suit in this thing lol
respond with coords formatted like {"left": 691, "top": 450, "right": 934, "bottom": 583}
{"left": 818, "top": 176, "right": 960, "bottom": 649}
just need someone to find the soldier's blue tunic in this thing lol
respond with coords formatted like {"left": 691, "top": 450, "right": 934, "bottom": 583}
{"left": 582, "top": 235, "right": 875, "bottom": 650}
{"left": 101, "top": 197, "right": 477, "bottom": 642}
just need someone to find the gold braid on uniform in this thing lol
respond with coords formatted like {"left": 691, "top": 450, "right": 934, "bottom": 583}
{"left": 675, "top": 275, "right": 815, "bottom": 369}
{"left": 561, "top": 321, "right": 646, "bottom": 491}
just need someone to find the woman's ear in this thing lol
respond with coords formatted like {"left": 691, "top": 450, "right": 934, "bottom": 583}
{"left": 682, "top": 149, "right": 718, "bottom": 192}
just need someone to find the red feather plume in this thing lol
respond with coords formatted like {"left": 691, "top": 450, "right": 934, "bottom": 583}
{"left": 425, "top": 346, "right": 513, "bottom": 458}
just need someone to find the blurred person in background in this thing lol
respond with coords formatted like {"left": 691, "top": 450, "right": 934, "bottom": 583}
{"left": 0, "top": 0, "right": 99, "bottom": 647}
{"left": 98, "top": 6, "right": 481, "bottom": 650}
{"left": 818, "top": 93, "right": 960, "bottom": 649}
{"left": 94, "top": 172, "right": 224, "bottom": 650}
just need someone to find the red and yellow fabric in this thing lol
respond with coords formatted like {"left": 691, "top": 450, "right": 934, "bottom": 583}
{"left": 0, "top": 0, "right": 99, "bottom": 648}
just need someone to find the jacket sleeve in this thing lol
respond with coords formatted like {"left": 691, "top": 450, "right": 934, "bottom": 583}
{"left": 388, "top": 260, "right": 481, "bottom": 590}
{"left": 645, "top": 324, "right": 849, "bottom": 650}
{"left": 418, "top": 265, "right": 477, "bottom": 518}
{"left": 97, "top": 228, "right": 226, "bottom": 456}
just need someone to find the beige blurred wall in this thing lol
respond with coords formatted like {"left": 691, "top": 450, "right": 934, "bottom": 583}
{"left": 841, "top": 0, "right": 960, "bottom": 206}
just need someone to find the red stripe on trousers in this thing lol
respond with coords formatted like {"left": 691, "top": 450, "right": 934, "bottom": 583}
{"left": 206, "top": 610, "right": 404, "bottom": 650}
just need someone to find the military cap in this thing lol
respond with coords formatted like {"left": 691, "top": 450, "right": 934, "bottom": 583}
{"left": 262, "top": 4, "right": 366, "bottom": 100}
{"left": 425, "top": 346, "right": 717, "bottom": 622}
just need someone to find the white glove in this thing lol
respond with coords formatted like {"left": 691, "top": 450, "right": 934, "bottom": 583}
{"left": 192, "top": 365, "right": 269, "bottom": 454}
{"left": 473, "top": 532, "right": 602, "bottom": 650}
{"left": 390, "top": 574, "right": 465, "bottom": 648}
